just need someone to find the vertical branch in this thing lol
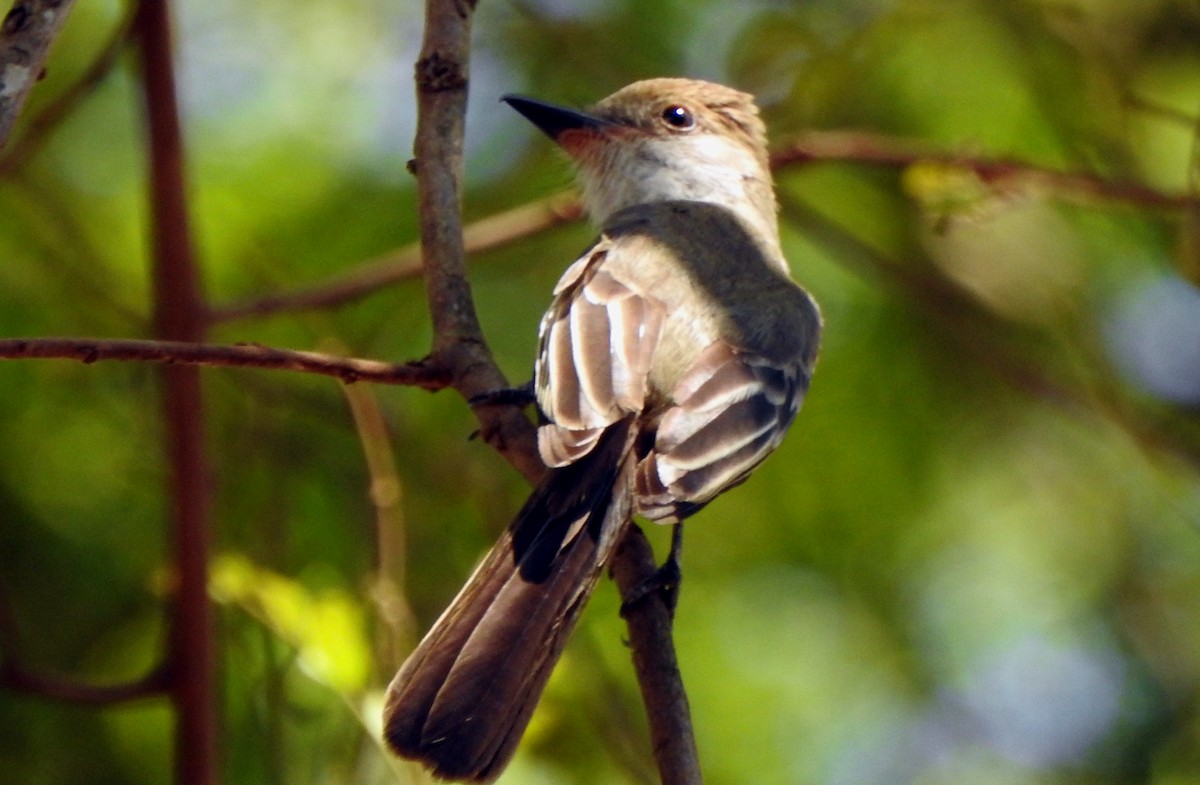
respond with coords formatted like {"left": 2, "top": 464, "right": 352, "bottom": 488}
{"left": 0, "top": 0, "right": 79, "bottom": 148}
{"left": 133, "top": 2, "right": 216, "bottom": 785}
{"left": 412, "top": 0, "right": 542, "bottom": 483}
{"left": 340, "top": 379, "right": 417, "bottom": 669}
{"left": 409, "top": 6, "right": 701, "bottom": 784}
{"left": 414, "top": 0, "right": 478, "bottom": 352}
{"left": 611, "top": 527, "right": 704, "bottom": 785}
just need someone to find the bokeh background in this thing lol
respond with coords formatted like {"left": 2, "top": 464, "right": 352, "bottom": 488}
{"left": 3, "top": 0, "right": 1200, "bottom": 783}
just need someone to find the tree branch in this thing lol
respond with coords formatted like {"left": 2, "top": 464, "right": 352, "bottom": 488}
{"left": 210, "top": 191, "right": 582, "bottom": 323}
{"left": 0, "top": 337, "right": 452, "bottom": 387}
{"left": 0, "top": 582, "right": 171, "bottom": 704}
{"left": 611, "top": 527, "right": 703, "bottom": 785}
{"left": 0, "top": 0, "right": 79, "bottom": 148}
{"left": 134, "top": 1, "right": 215, "bottom": 783}
{"left": 773, "top": 130, "right": 1200, "bottom": 210}
{"left": 406, "top": 6, "right": 706, "bottom": 783}
{"left": 0, "top": 2, "right": 132, "bottom": 173}
{"left": 0, "top": 662, "right": 171, "bottom": 704}
{"left": 411, "top": 0, "right": 541, "bottom": 483}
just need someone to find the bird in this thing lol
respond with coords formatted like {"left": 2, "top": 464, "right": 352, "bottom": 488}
{"left": 383, "top": 77, "right": 822, "bottom": 782}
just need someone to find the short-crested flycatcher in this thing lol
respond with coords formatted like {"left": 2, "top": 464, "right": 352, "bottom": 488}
{"left": 383, "top": 78, "right": 822, "bottom": 782}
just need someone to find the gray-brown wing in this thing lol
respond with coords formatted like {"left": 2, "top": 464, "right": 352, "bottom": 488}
{"left": 535, "top": 241, "right": 666, "bottom": 467}
{"left": 635, "top": 340, "right": 810, "bottom": 523}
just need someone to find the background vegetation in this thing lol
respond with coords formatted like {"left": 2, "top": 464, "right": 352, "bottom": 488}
{"left": 2, "top": 0, "right": 1200, "bottom": 783}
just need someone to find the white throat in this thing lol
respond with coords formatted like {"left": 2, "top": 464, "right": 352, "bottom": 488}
{"left": 580, "top": 133, "right": 782, "bottom": 259}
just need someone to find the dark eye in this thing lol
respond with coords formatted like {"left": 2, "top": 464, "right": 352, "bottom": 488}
{"left": 660, "top": 105, "right": 695, "bottom": 130}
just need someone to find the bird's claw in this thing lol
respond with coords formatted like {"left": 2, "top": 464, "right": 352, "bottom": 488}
{"left": 468, "top": 381, "right": 536, "bottom": 408}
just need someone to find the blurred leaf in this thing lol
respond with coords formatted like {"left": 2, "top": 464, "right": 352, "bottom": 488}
{"left": 212, "top": 554, "right": 371, "bottom": 693}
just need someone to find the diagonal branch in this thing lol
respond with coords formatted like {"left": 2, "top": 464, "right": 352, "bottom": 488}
{"left": 0, "top": 0, "right": 80, "bottom": 148}
{"left": 210, "top": 191, "right": 582, "bottom": 323}
{"left": 0, "top": 2, "right": 133, "bottom": 174}
{"left": 772, "top": 131, "right": 1200, "bottom": 211}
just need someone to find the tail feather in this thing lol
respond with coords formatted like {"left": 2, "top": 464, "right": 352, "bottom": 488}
{"left": 383, "top": 420, "right": 637, "bottom": 782}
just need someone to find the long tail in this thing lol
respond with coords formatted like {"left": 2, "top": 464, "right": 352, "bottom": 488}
{"left": 382, "top": 419, "right": 638, "bottom": 782}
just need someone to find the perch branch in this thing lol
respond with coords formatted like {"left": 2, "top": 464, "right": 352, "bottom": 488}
{"left": 411, "top": 0, "right": 541, "bottom": 483}
{"left": 408, "top": 4, "right": 705, "bottom": 781}
{"left": 611, "top": 526, "right": 704, "bottom": 785}
{"left": 398, "top": 1, "right": 704, "bottom": 781}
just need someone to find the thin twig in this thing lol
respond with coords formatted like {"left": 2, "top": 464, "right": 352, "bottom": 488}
{"left": 0, "top": 337, "right": 452, "bottom": 387}
{"left": 211, "top": 191, "right": 583, "bottom": 323}
{"left": 0, "top": 0, "right": 80, "bottom": 148}
{"left": 0, "top": 582, "right": 172, "bottom": 704}
{"left": 773, "top": 130, "right": 1200, "bottom": 211}
{"left": 0, "top": 663, "right": 171, "bottom": 704}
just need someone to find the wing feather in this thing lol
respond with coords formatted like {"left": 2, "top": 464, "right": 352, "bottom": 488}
{"left": 636, "top": 340, "right": 809, "bottom": 522}
{"left": 568, "top": 293, "right": 616, "bottom": 424}
{"left": 535, "top": 240, "right": 665, "bottom": 467}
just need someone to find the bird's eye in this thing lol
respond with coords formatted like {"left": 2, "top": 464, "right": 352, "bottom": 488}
{"left": 660, "top": 105, "right": 695, "bottom": 130}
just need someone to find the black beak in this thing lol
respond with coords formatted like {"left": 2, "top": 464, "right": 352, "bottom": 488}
{"left": 501, "top": 94, "right": 611, "bottom": 141}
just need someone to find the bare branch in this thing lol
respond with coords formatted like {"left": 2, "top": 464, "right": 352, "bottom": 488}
{"left": 412, "top": 0, "right": 541, "bottom": 483}
{"left": 0, "top": 0, "right": 79, "bottom": 148}
{"left": 0, "top": 581, "right": 172, "bottom": 704}
{"left": 406, "top": 10, "right": 705, "bottom": 784}
{"left": 0, "top": 337, "right": 452, "bottom": 387}
{"left": 134, "top": 1, "right": 215, "bottom": 782}
{"left": 401, "top": 5, "right": 703, "bottom": 782}
{"left": 774, "top": 130, "right": 1200, "bottom": 211}
{"left": 0, "top": 663, "right": 171, "bottom": 704}
{"left": 414, "top": 0, "right": 476, "bottom": 349}
{"left": 210, "top": 191, "right": 582, "bottom": 323}
{"left": 611, "top": 526, "right": 703, "bottom": 785}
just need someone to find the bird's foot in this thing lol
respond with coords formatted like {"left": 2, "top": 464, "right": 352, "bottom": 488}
{"left": 468, "top": 380, "right": 536, "bottom": 408}
{"left": 620, "top": 523, "right": 684, "bottom": 619}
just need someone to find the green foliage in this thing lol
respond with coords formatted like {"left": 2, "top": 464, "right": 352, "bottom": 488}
{"left": 3, "top": 1, "right": 1200, "bottom": 784}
